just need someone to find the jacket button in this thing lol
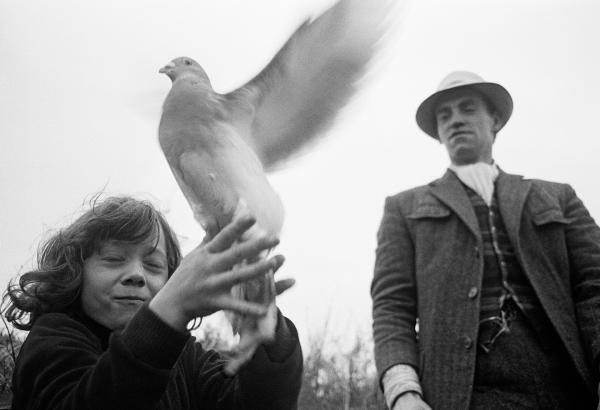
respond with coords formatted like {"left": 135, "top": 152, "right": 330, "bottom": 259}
{"left": 463, "top": 336, "right": 473, "bottom": 350}
{"left": 468, "top": 287, "right": 478, "bottom": 299}
{"left": 474, "top": 246, "right": 479, "bottom": 257}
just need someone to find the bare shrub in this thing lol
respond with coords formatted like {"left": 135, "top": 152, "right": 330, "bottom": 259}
{"left": 0, "top": 317, "right": 23, "bottom": 407}
{"left": 299, "top": 328, "right": 384, "bottom": 410}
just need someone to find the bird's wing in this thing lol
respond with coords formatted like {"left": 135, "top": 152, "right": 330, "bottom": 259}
{"left": 225, "top": 0, "right": 393, "bottom": 171}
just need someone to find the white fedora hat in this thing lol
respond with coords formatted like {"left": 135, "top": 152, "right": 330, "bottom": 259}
{"left": 416, "top": 71, "right": 513, "bottom": 139}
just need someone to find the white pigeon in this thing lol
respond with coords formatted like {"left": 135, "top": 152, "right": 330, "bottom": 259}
{"left": 158, "top": 0, "right": 392, "bottom": 374}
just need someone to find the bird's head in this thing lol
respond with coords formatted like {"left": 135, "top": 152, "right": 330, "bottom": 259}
{"left": 159, "top": 57, "right": 210, "bottom": 83}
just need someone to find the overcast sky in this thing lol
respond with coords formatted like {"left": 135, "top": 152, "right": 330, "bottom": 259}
{"left": 2, "top": 0, "right": 600, "bottom": 348}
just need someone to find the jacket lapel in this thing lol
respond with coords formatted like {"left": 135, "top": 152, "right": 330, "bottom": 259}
{"left": 495, "top": 171, "right": 532, "bottom": 251}
{"left": 430, "top": 170, "right": 481, "bottom": 240}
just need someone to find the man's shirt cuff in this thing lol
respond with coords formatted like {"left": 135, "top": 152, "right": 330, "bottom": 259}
{"left": 382, "top": 364, "right": 423, "bottom": 409}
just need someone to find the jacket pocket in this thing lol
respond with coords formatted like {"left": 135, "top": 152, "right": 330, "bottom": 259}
{"left": 531, "top": 208, "right": 568, "bottom": 226}
{"left": 407, "top": 204, "right": 450, "bottom": 220}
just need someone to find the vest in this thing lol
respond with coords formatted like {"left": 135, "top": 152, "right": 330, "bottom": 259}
{"left": 464, "top": 185, "right": 556, "bottom": 347}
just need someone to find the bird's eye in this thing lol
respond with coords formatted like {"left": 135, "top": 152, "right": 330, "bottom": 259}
{"left": 184, "top": 60, "right": 192, "bottom": 66}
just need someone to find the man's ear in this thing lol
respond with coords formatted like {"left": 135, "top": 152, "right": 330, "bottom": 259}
{"left": 491, "top": 112, "right": 502, "bottom": 133}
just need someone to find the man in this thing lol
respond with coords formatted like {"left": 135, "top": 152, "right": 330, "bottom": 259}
{"left": 371, "top": 71, "right": 600, "bottom": 409}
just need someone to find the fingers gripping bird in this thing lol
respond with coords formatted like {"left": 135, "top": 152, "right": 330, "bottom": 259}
{"left": 159, "top": 0, "right": 392, "bottom": 373}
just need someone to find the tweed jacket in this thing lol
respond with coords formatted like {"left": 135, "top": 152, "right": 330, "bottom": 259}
{"left": 371, "top": 170, "right": 600, "bottom": 410}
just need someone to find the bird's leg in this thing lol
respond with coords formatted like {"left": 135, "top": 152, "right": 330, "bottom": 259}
{"left": 224, "top": 267, "right": 277, "bottom": 375}
{"left": 224, "top": 201, "right": 279, "bottom": 374}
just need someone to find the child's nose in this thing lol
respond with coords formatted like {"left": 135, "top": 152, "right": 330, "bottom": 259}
{"left": 121, "top": 262, "right": 146, "bottom": 287}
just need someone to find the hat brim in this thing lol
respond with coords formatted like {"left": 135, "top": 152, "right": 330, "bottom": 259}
{"left": 416, "top": 82, "right": 513, "bottom": 139}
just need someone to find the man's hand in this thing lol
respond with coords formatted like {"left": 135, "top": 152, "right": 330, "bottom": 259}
{"left": 393, "top": 392, "right": 431, "bottom": 410}
{"left": 150, "top": 215, "right": 281, "bottom": 331}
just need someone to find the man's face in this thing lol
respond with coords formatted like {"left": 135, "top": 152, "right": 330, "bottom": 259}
{"left": 81, "top": 231, "right": 169, "bottom": 331}
{"left": 435, "top": 89, "right": 500, "bottom": 165}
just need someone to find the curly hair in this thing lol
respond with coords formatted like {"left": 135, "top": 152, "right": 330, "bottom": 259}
{"left": 3, "top": 196, "right": 182, "bottom": 331}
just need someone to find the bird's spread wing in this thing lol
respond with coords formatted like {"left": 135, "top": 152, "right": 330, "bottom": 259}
{"left": 226, "top": 0, "right": 393, "bottom": 171}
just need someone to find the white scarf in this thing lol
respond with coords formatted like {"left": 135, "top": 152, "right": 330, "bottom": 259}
{"left": 449, "top": 162, "right": 499, "bottom": 206}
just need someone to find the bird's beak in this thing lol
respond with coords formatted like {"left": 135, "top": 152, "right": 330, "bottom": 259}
{"left": 159, "top": 62, "right": 175, "bottom": 74}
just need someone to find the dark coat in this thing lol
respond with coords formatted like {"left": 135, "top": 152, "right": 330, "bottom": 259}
{"left": 12, "top": 304, "right": 302, "bottom": 410}
{"left": 371, "top": 170, "right": 600, "bottom": 410}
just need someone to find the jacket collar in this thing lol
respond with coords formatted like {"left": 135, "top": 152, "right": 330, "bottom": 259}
{"left": 429, "top": 169, "right": 531, "bottom": 245}
{"left": 495, "top": 171, "right": 532, "bottom": 250}
{"left": 429, "top": 170, "right": 480, "bottom": 239}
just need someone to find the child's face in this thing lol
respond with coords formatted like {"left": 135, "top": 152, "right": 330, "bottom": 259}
{"left": 81, "top": 230, "right": 169, "bottom": 331}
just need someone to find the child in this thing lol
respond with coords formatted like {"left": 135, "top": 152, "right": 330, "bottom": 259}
{"left": 5, "top": 196, "right": 301, "bottom": 409}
